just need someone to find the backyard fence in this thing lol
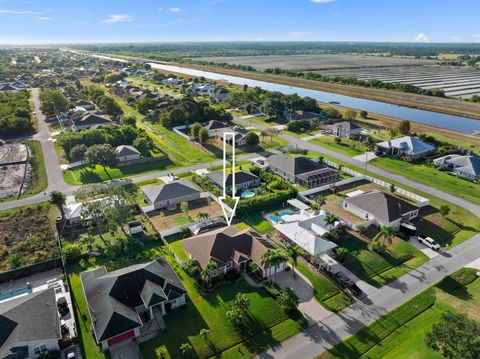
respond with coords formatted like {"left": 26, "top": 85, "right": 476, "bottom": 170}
{"left": 0, "top": 257, "right": 63, "bottom": 284}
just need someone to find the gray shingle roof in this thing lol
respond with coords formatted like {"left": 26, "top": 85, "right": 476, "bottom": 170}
{"left": 377, "top": 136, "right": 435, "bottom": 156}
{"left": 80, "top": 258, "right": 186, "bottom": 342}
{"left": 73, "top": 113, "right": 112, "bottom": 127}
{"left": 142, "top": 180, "right": 200, "bottom": 204}
{"left": 0, "top": 288, "right": 61, "bottom": 358}
{"left": 434, "top": 155, "right": 480, "bottom": 177}
{"left": 115, "top": 145, "right": 140, "bottom": 156}
{"left": 206, "top": 171, "right": 259, "bottom": 188}
{"left": 267, "top": 154, "right": 323, "bottom": 176}
{"left": 345, "top": 190, "right": 417, "bottom": 223}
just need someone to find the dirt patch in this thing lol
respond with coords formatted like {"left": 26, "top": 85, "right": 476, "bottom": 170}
{"left": 0, "top": 143, "right": 28, "bottom": 165}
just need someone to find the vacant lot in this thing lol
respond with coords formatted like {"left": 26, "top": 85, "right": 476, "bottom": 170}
{"left": 0, "top": 203, "right": 58, "bottom": 271}
{"left": 195, "top": 54, "right": 434, "bottom": 70}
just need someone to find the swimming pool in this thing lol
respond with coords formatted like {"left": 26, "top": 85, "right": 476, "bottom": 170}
{"left": 241, "top": 191, "right": 256, "bottom": 199}
{"left": 0, "top": 287, "right": 32, "bottom": 302}
{"left": 266, "top": 209, "right": 294, "bottom": 223}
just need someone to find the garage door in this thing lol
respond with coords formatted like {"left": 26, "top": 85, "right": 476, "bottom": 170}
{"left": 107, "top": 330, "right": 135, "bottom": 346}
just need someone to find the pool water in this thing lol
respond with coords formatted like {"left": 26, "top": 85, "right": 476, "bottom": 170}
{"left": 241, "top": 191, "right": 256, "bottom": 199}
{"left": 266, "top": 209, "right": 294, "bottom": 223}
{"left": 0, "top": 287, "right": 32, "bottom": 302}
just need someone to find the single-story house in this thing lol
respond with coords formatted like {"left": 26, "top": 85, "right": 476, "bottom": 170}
{"left": 0, "top": 84, "right": 19, "bottom": 93}
{"left": 0, "top": 288, "right": 61, "bottom": 359}
{"left": 218, "top": 125, "right": 249, "bottom": 146}
{"left": 63, "top": 196, "right": 121, "bottom": 226}
{"left": 343, "top": 189, "right": 419, "bottom": 230}
{"left": 182, "top": 226, "right": 286, "bottom": 278}
{"left": 433, "top": 154, "right": 480, "bottom": 182}
{"left": 204, "top": 120, "right": 232, "bottom": 138}
{"left": 75, "top": 99, "right": 96, "bottom": 110}
{"left": 273, "top": 211, "right": 338, "bottom": 259}
{"left": 328, "top": 121, "right": 362, "bottom": 139}
{"left": 142, "top": 180, "right": 202, "bottom": 211}
{"left": 266, "top": 154, "right": 340, "bottom": 189}
{"left": 376, "top": 136, "right": 435, "bottom": 159}
{"left": 206, "top": 170, "right": 260, "bottom": 195}
{"left": 80, "top": 258, "right": 187, "bottom": 351}
{"left": 115, "top": 145, "right": 141, "bottom": 162}
{"left": 73, "top": 113, "right": 113, "bottom": 131}
{"left": 285, "top": 110, "right": 325, "bottom": 122}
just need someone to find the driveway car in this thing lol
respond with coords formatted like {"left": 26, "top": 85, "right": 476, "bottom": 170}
{"left": 418, "top": 236, "right": 441, "bottom": 250}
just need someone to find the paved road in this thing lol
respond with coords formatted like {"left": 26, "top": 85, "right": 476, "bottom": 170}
{"left": 259, "top": 233, "right": 480, "bottom": 358}
{"left": 234, "top": 116, "right": 480, "bottom": 217}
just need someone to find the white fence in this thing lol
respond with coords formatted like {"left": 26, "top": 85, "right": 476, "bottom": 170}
{"left": 310, "top": 159, "right": 430, "bottom": 207}
{"left": 173, "top": 124, "right": 193, "bottom": 140}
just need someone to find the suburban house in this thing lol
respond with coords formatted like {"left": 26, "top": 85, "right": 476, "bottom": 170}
{"left": 328, "top": 121, "right": 362, "bottom": 139}
{"left": 218, "top": 125, "right": 249, "bottom": 146}
{"left": 285, "top": 110, "right": 325, "bottom": 122}
{"left": 266, "top": 154, "right": 340, "bottom": 189}
{"left": 80, "top": 258, "right": 187, "bottom": 351}
{"left": 204, "top": 120, "right": 232, "bottom": 138}
{"left": 273, "top": 211, "right": 338, "bottom": 259}
{"left": 342, "top": 189, "right": 419, "bottom": 230}
{"left": 182, "top": 226, "right": 286, "bottom": 278}
{"left": 206, "top": 170, "right": 260, "bottom": 195}
{"left": 0, "top": 84, "right": 19, "bottom": 93}
{"left": 73, "top": 113, "right": 113, "bottom": 131}
{"left": 0, "top": 288, "right": 61, "bottom": 359}
{"left": 63, "top": 196, "right": 121, "bottom": 226}
{"left": 75, "top": 99, "right": 96, "bottom": 110}
{"left": 115, "top": 145, "right": 141, "bottom": 162}
{"left": 142, "top": 180, "right": 203, "bottom": 211}
{"left": 376, "top": 136, "right": 435, "bottom": 159}
{"left": 433, "top": 154, "right": 480, "bottom": 181}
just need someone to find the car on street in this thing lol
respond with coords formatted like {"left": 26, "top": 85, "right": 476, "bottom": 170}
{"left": 418, "top": 236, "right": 441, "bottom": 250}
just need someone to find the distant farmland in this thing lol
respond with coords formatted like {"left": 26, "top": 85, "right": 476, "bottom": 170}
{"left": 195, "top": 54, "right": 480, "bottom": 99}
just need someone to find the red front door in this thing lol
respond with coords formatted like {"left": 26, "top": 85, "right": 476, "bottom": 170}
{"left": 107, "top": 330, "right": 135, "bottom": 347}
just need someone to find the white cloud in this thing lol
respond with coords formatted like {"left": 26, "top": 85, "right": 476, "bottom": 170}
{"left": 0, "top": 9, "right": 42, "bottom": 15}
{"left": 472, "top": 34, "right": 480, "bottom": 43}
{"left": 101, "top": 14, "right": 133, "bottom": 24}
{"left": 169, "top": 7, "right": 182, "bottom": 13}
{"left": 414, "top": 33, "right": 429, "bottom": 42}
{"left": 310, "top": 0, "right": 335, "bottom": 3}
{"left": 35, "top": 16, "right": 52, "bottom": 21}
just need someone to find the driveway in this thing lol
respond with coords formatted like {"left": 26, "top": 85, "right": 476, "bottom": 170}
{"left": 408, "top": 236, "right": 441, "bottom": 259}
{"left": 109, "top": 340, "right": 141, "bottom": 359}
{"left": 275, "top": 269, "right": 331, "bottom": 324}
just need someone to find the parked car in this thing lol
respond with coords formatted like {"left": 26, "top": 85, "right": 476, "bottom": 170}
{"left": 66, "top": 351, "right": 76, "bottom": 359}
{"left": 418, "top": 236, "right": 440, "bottom": 250}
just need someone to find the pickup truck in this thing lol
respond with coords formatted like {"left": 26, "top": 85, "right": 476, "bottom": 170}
{"left": 418, "top": 236, "right": 441, "bottom": 250}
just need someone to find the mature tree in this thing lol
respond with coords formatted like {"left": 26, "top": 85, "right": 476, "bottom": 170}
{"left": 261, "top": 97, "right": 284, "bottom": 118}
{"left": 440, "top": 205, "right": 451, "bottom": 217}
{"left": 398, "top": 120, "right": 411, "bottom": 135}
{"left": 266, "top": 127, "right": 280, "bottom": 142}
{"left": 39, "top": 89, "right": 71, "bottom": 117}
{"left": 69, "top": 144, "right": 88, "bottom": 162}
{"left": 201, "top": 261, "right": 217, "bottom": 286}
{"left": 245, "top": 132, "right": 260, "bottom": 146}
{"left": 180, "top": 201, "right": 190, "bottom": 219}
{"left": 425, "top": 311, "right": 480, "bottom": 359}
{"left": 103, "top": 72, "right": 125, "bottom": 84}
{"left": 133, "top": 137, "right": 150, "bottom": 156}
{"left": 261, "top": 249, "right": 287, "bottom": 284}
{"left": 119, "top": 114, "right": 137, "bottom": 127}
{"left": 356, "top": 224, "right": 366, "bottom": 235}
{"left": 376, "top": 225, "right": 396, "bottom": 247}
{"left": 321, "top": 107, "right": 340, "bottom": 119}
{"left": 226, "top": 306, "right": 244, "bottom": 327}
{"left": 84, "top": 144, "right": 119, "bottom": 180}
{"left": 191, "top": 122, "right": 203, "bottom": 141}
{"left": 335, "top": 247, "right": 349, "bottom": 262}
{"left": 276, "top": 287, "right": 299, "bottom": 311}
{"left": 285, "top": 244, "right": 306, "bottom": 277}
{"left": 325, "top": 213, "right": 339, "bottom": 230}
{"left": 360, "top": 110, "right": 368, "bottom": 118}
{"left": 99, "top": 97, "right": 123, "bottom": 118}
{"left": 49, "top": 191, "right": 66, "bottom": 217}
{"left": 198, "top": 127, "right": 209, "bottom": 144}
{"left": 234, "top": 293, "right": 250, "bottom": 313}
{"left": 343, "top": 109, "right": 357, "bottom": 121}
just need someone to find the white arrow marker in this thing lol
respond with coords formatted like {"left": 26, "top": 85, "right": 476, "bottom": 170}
{"left": 219, "top": 132, "right": 240, "bottom": 226}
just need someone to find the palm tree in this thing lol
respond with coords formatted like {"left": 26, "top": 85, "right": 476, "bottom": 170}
{"left": 273, "top": 210, "right": 281, "bottom": 224}
{"left": 276, "top": 287, "right": 299, "bottom": 311}
{"left": 325, "top": 213, "right": 339, "bottom": 230}
{"left": 311, "top": 195, "right": 326, "bottom": 214}
{"left": 49, "top": 191, "right": 66, "bottom": 217}
{"left": 285, "top": 244, "right": 306, "bottom": 278}
{"left": 376, "top": 225, "right": 396, "bottom": 248}
{"left": 261, "top": 249, "right": 287, "bottom": 284}
{"left": 201, "top": 261, "right": 218, "bottom": 286}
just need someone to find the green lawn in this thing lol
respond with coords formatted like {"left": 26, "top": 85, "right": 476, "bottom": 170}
{"left": 336, "top": 234, "right": 428, "bottom": 287}
{"left": 310, "top": 136, "right": 368, "bottom": 157}
{"left": 319, "top": 268, "right": 480, "bottom": 359}
{"left": 371, "top": 156, "right": 480, "bottom": 205}
{"left": 164, "top": 233, "right": 189, "bottom": 261}
{"left": 296, "top": 261, "right": 353, "bottom": 312}
{"left": 140, "top": 261, "right": 307, "bottom": 359}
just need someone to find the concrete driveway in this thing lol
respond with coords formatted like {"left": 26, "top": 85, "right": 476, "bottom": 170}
{"left": 275, "top": 268, "right": 332, "bottom": 324}
{"left": 109, "top": 340, "right": 141, "bottom": 359}
{"left": 408, "top": 236, "right": 441, "bottom": 259}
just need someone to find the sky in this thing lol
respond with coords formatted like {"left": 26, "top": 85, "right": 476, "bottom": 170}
{"left": 0, "top": 0, "right": 479, "bottom": 44}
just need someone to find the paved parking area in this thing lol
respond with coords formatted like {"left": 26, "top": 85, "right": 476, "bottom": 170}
{"left": 408, "top": 236, "right": 441, "bottom": 259}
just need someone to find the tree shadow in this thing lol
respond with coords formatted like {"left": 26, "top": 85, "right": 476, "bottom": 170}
{"left": 79, "top": 169, "right": 102, "bottom": 183}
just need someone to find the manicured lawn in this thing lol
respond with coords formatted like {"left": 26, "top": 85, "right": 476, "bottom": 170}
{"left": 237, "top": 211, "right": 274, "bottom": 235}
{"left": 63, "top": 160, "right": 177, "bottom": 185}
{"left": 139, "top": 261, "right": 307, "bottom": 358}
{"left": 371, "top": 156, "right": 480, "bottom": 205}
{"left": 296, "top": 260, "right": 353, "bottom": 312}
{"left": 163, "top": 233, "right": 189, "bottom": 261}
{"left": 310, "top": 136, "right": 367, "bottom": 157}
{"left": 335, "top": 234, "right": 428, "bottom": 287}
{"left": 319, "top": 268, "right": 480, "bottom": 359}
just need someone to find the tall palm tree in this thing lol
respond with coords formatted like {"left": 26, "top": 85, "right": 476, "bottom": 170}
{"left": 325, "top": 213, "right": 339, "bottom": 230}
{"left": 376, "top": 225, "right": 396, "bottom": 248}
{"left": 201, "top": 261, "right": 218, "bottom": 286}
{"left": 285, "top": 245, "right": 306, "bottom": 278}
{"left": 311, "top": 195, "right": 326, "bottom": 214}
{"left": 261, "top": 249, "right": 287, "bottom": 284}
{"left": 49, "top": 191, "right": 66, "bottom": 217}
